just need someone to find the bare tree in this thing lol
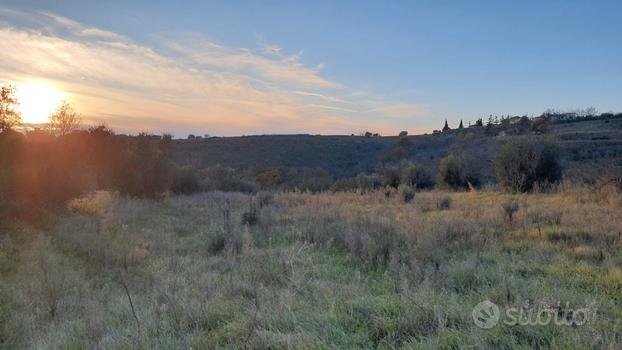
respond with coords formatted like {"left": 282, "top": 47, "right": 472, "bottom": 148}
{"left": 0, "top": 85, "right": 22, "bottom": 132}
{"left": 48, "top": 100, "right": 81, "bottom": 136}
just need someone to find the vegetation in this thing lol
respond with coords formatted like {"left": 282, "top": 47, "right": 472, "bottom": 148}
{"left": 48, "top": 100, "right": 81, "bottom": 136}
{"left": 0, "top": 85, "right": 21, "bottom": 133}
{"left": 437, "top": 154, "right": 480, "bottom": 190}
{"left": 1, "top": 185, "right": 621, "bottom": 348}
{"left": 1, "top": 83, "right": 622, "bottom": 348}
{"left": 494, "top": 138, "right": 562, "bottom": 192}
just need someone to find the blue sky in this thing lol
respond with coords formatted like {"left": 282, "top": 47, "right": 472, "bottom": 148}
{"left": 1, "top": 1, "right": 620, "bottom": 136}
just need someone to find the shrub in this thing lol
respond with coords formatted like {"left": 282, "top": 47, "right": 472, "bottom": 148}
{"left": 172, "top": 166, "right": 202, "bottom": 194}
{"left": 400, "top": 186, "right": 415, "bottom": 203}
{"left": 437, "top": 155, "right": 480, "bottom": 190}
{"left": 255, "top": 167, "right": 284, "bottom": 188}
{"left": 400, "top": 161, "right": 435, "bottom": 189}
{"left": 257, "top": 191, "right": 274, "bottom": 207}
{"left": 436, "top": 195, "right": 452, "bottom": 210}
{"left": 376, "top": 164, "right": 401, "bottom": 188}
{"left": 331, "top": 174, "right": 381, "bottom": 193}
{"left": 494, "top": 139, "right": 562, "bottom": 192}
{"left": 501, "top": 198, "right": 519, "bottom": 222}
{"left": 296, "top": 168, "right": 333, "bottom": 192}
{"left": 241, "top": 197, "right": 259, "bottom": 226}
{"left": 331, "top": 177, "right": 358, "bottom": 192}
{"left": 202, "top": 166, "right": 257, "bottom": 193}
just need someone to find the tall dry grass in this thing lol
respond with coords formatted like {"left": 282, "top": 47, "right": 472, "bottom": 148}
{"left": 0, "top": 184, "right": 621, "bottom": 348}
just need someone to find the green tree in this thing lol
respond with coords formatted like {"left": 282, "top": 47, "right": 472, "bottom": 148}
{"left": 437, "top": 154, "right": 480, "bottom": 190}
{"left": 494, "top": 138, "right": 562, "bottom": 192}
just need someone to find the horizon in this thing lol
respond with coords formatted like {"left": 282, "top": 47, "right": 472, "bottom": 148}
{"left": 2, "top": 1, "right": 621, "bottom": 137}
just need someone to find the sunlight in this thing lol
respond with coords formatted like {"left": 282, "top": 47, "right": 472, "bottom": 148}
{"left": 16, "top": 81, "right": 66, "bottom": 124}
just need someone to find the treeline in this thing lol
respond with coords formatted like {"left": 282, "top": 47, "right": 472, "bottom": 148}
{"left": 0, "top": 127, "right": 176, "bottom": 221}
{"left": 0, "top": 124, "right": 568, "bottom": 223}
{"left": 331, "top": 137, "right": 565, "bottom": 194}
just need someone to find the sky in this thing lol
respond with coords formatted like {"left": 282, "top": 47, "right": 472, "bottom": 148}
{"left": 1, "top": 0, "right": 621, "bottom": 137}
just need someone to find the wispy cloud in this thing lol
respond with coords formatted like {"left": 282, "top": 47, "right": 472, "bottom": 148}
{"left": 0, "top": 8, "right": 434, "bottom": 136}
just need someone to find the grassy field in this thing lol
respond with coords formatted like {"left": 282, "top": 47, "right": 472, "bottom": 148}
{"left": 1, "top": 186, "right": 622, "bottom": 349}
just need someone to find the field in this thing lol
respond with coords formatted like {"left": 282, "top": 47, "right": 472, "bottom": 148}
{"left": 2, "top": 185, "right": 621, "bottom": 349}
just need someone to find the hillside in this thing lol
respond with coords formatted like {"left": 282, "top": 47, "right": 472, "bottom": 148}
{"left": 175, "top": 118, "right": 622, "bottom": 182}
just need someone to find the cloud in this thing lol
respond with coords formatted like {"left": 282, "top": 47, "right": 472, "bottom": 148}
{"left": 293, "top": 90, "right": 346, "bottom": 103}
{"left": 0, "top": 8, "right": 434, "bottom": 136}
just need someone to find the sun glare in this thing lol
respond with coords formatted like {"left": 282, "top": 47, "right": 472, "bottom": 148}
{"left": 16, "top": 81, "right": 67, "bottom": 124}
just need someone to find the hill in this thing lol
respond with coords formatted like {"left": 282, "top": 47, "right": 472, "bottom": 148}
{"left": 174, "top": 118, "right": 622, "bottom": 183}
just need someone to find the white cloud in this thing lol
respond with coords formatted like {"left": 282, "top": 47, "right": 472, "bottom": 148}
{"left": 0, "top": 8, "right": 434, "bottom": 136}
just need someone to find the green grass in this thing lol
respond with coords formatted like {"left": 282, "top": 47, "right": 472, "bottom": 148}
{"left": 1, "top": 187, "right": 622, "bottom": 348}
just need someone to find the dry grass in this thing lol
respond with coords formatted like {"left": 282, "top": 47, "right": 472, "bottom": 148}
{"left": 1, "top": 185, "right": 621, "bottom": 349}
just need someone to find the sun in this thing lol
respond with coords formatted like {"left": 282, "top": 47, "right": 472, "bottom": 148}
{"left": 16, "top": 81, "right": 67, "bottom": 124}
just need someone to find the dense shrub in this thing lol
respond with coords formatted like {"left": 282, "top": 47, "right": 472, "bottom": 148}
{"left": 295, "top": 168, "right": 333, "bottom": 192}
{"left": 331, "top": 174, "right": 381, "bottom": 193}
{"left": 330, "top": 177, "right": 358, "bottom": 192}
{"left": 172, "top": 166, "right": 202, "bottom": 194}
{"left": 255, "top": 167, "right": 284, "bottom": 188}
{"left": 436, "top": 195, "right": 452, "bottom": 210}
{"left": 501, "top": 198, "right": 520, "bottom": 222}
{"left": 494, "top": 138, "right": 562, "bottom": 192}
{"left": 376, "top": 164, "right": 401, "bottom": 188}
{"left": 437, "top": 154, "right": 480, "bottom": 190}
{"left": 115, "top": 133, "right": 175, "bottom": 197}
{"left": 201, "top": 166, "right": 257, "bottom": 193}
{"left": 400, "top": 161, "right": 435, "bottom": 189}
{"left": 399, "top": 185, "right": 415, "bottom": 203}
{"left": 0, "top": 126, "right": 181, "bottom": 221}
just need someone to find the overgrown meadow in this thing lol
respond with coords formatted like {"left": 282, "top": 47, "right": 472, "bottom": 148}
{"left": 1, "top": 185, "right": 621, "bottom": 349}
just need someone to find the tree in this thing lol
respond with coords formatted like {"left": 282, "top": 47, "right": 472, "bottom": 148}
{"left": 0, "top": 85, "right": 21, "bottom": 133}
{"left": 48, "top": 100, "right": 81, "bottom": 136}
{"left": 459, "top": 120, "right": 464, "bottom": 129}
{"left": 494, "top": 138, "right": 562, "bottom": 192}
{"left": 475, "top": 118, "right": 483, "bottom": 127}
{"left": 437, "top": 154, "right": 480, "bottom": 190}
{"left": 400, "top": 160, "right": 435, "bottom": 189}
{"left": 442, "top": 120, "right": 450, "bottom": 132}
{"left": 399, "top": 130, "right": 408, "bottom": 137}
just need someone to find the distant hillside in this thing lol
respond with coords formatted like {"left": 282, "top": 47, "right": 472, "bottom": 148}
{"left": 174, "top": 118, "right": 622, "bottom": 182}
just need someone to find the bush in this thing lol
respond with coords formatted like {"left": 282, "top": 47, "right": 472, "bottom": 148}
{"left": 437, "top": 155, "right": 480, "bottom": 190}
{"left": 400, "top": 161, "right": 435, "bottom": 189}
{"left": 331, "top": 174, "right": 381, "bottom": 193}
{"left": 257, "top": 191, "right": 274, "bottom": 207}
{"left": 436, "top": 195, "right": 452, "bottom": 210}
{"left": 494, "top": 139, "right": 562, "bottom": 192}
{"left": 172, "top": 166, "right": 202, "bottom": 194}
{"left": 501, "top": 198, "right": 519, "bottom": 222}
{"left": 376, "top": 164, "right": 401, "bottom": 188}
{"left": 296, "top": 168, "right": 332, "bottom": 192}
{"left": 255, "top": 167, "right": 284, "bottom": 188}
{"left": 241, "top": 197, "right": 259, "bottom": 226}
{"left": 400, "top": 185, "right": 415, "bottom": 203}
{"left": 201, "top": 166, "right": 257, "bottom": 193}
{"left": 331, "top": 177, "right": 358, "bottom": 192}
